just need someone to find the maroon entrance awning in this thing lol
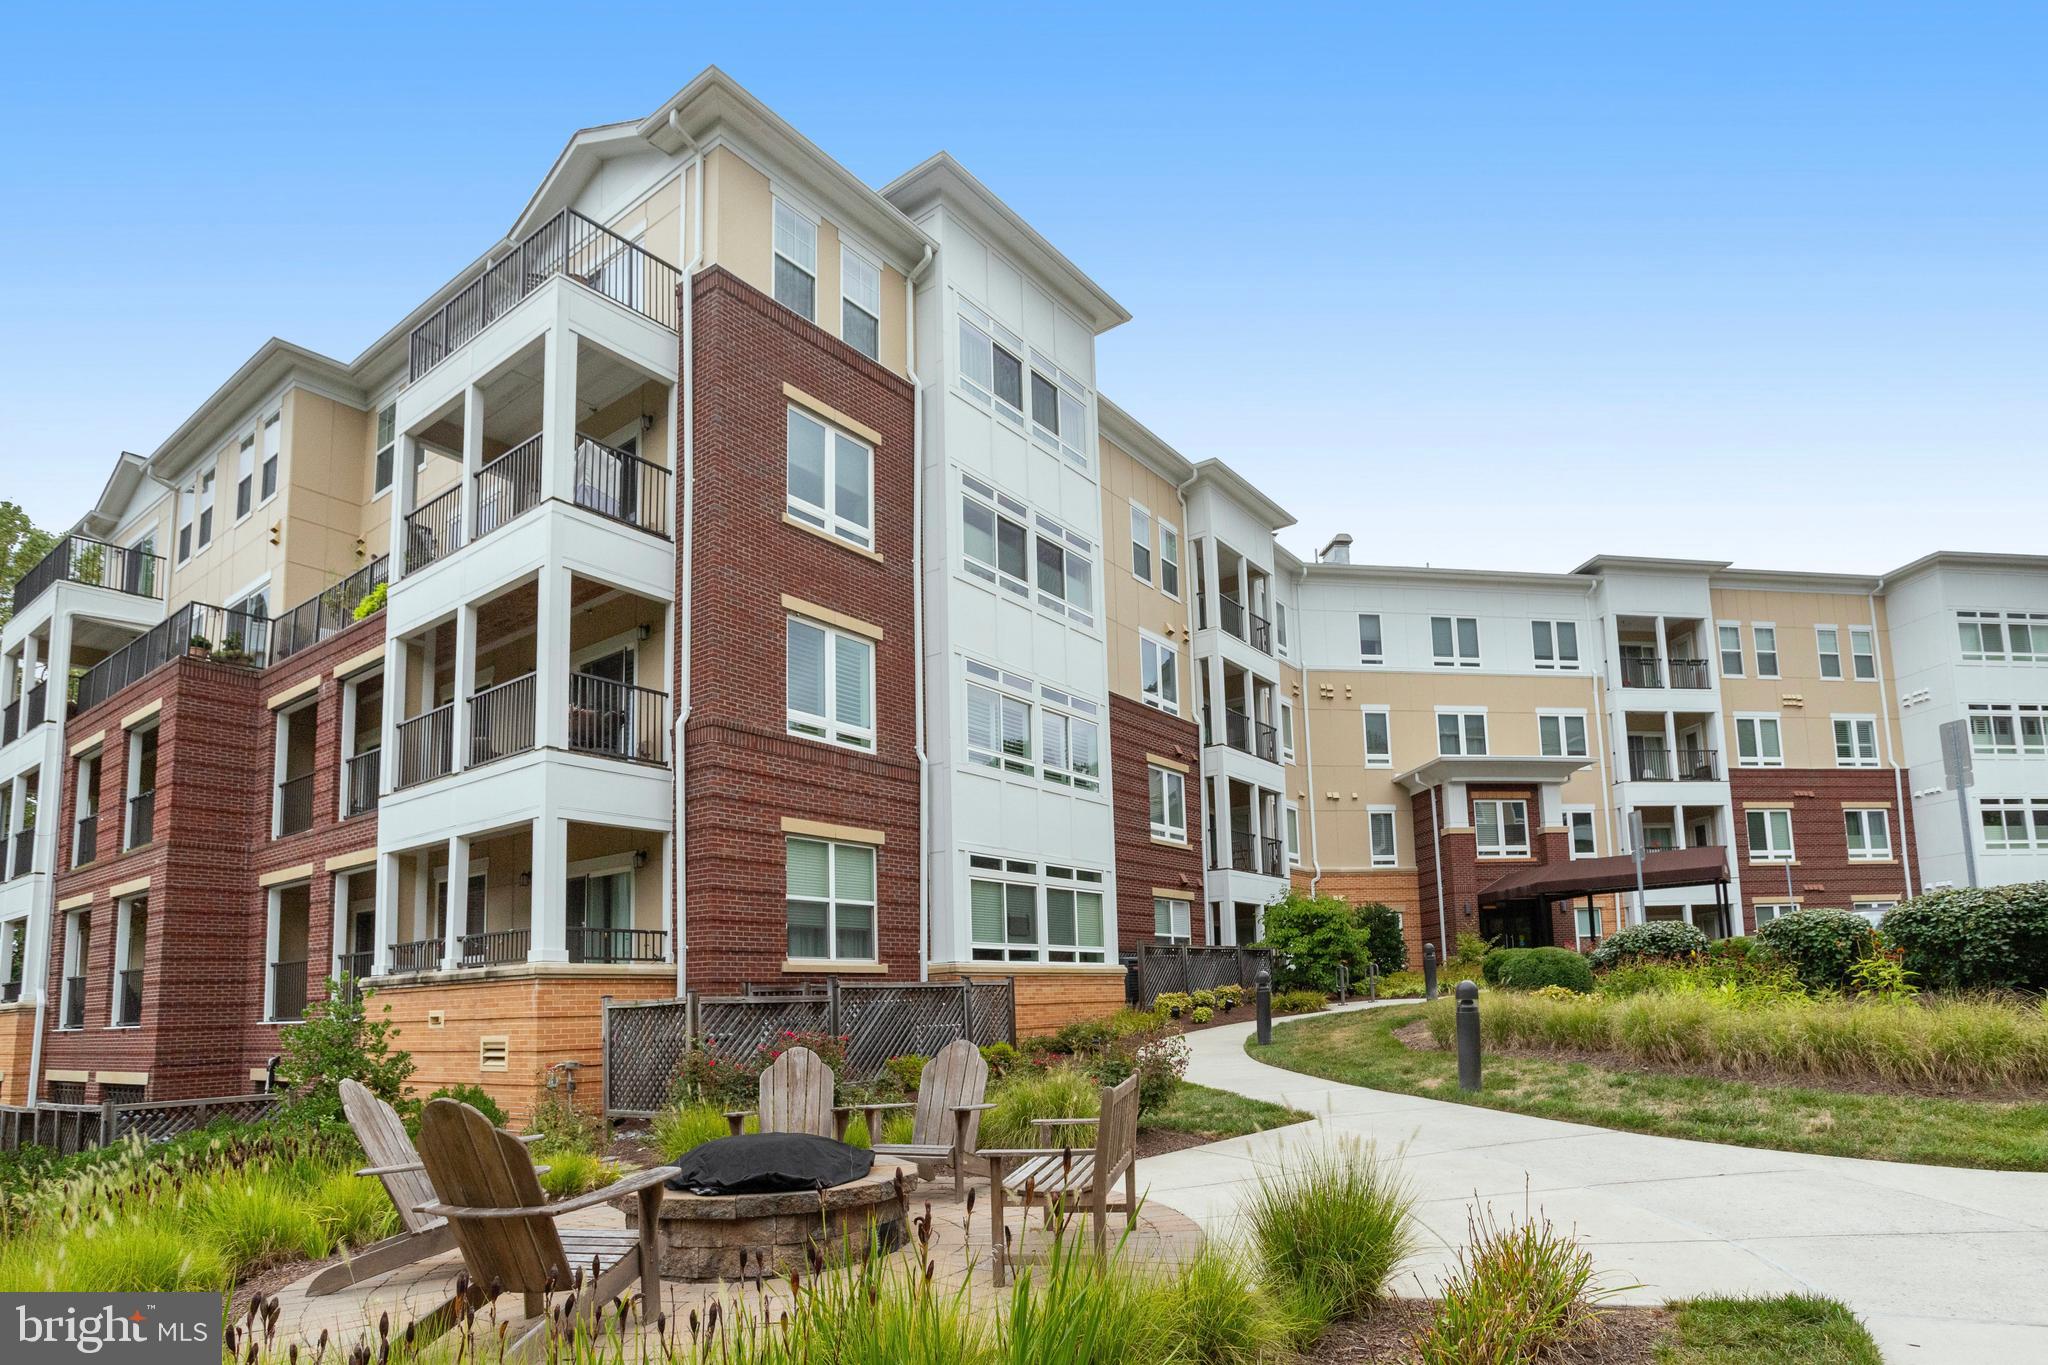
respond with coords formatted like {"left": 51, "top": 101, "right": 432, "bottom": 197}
{"left": 1477, "top": 845, "right": 1728, "bottom": 909}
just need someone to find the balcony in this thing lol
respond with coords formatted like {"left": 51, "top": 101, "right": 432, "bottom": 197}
{"left": 1628, "top": 746, "right": 1720, "bottom": 783}
{"left": 126, "top": 790, "right": 155, "bottom": 849}
{"left": 11, "top": 534, "right": 164, "bottom": 618}
{"left": 567, "top": 926, "right": 667, "bottom": 964}
{"left": 116, "top": 968, "right": 142, "bottom": 1026}
{"left": 72, "top": 813, "right": 96, "bottom": 868}
{"left": 459, "top": 929, "right": 530, "bottom": 968}
{"left": 8, "top": 829, "right": 32, "bottom": 880}
{"left": 1249, "top": 608, "right": 1272, "bottom": 654}
{"left": 1225, "top": 831, "right": 1285, "bottom": 878}
{"left": 575, "top": 438, "right": 671, "bottom": 538}
{"left": 389, "top": 938, "right": 444, "bottom": 974}
{"left": 1620, "top": 657, "right": 1712, "bottom": 690}
{"left": 394, "top": 705, "right": 454, "bottom": 789}
{"left": 270, "top": 556, "right": 388, "bottom": 663}
{"left": 337, "top": 951, "right": 373, "bottom": 994}
{"left": 73, "top": 602, "right": 269, "bottom": 717}
{"left": 408, "top": 209, "right": 680, "bottom": 384}
{"left": 475, "top": 435, "right": 543, "bottom": 540}
{"left": 61, "top": 977, "right": 84, "bottom": 1030}
{"left": 275, "top": 774, "right": 315, "bottom": 837}
{"left": 1218, "top": 594, "right": 1245, "bottom": 641}
{"left": 345, "top": 750, "right": 381, "bottom": 817}
{"left": 404, "top": 487, "right": 463, "bottom": 575}
{"left": 269, "top": 961, "right": 307, "bottom": 1022}
{"left": 1, "top": 701, "right": 13, "bottom": 746}
{"left": 569, "top": 675, "right": 668, "bottom": 765}
{"left": 469, "top": 673, "right": 537, "bottom": 768}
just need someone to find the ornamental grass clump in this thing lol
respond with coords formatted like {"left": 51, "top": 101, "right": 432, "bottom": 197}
{"left": 1414, "top": 1204, "right": 1611, "bottom": 1365}
{"left": 1243, "top": 1139, "right": 1416, "bottom": 1322}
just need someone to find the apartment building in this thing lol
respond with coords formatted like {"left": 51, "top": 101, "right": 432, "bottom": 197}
{"left": 2, "top": 66, "right": 2042, "bottom": 1113}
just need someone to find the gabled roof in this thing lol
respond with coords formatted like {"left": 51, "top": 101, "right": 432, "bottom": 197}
{"left": 883, "top": 153, "right": 1130, "bottom": 334}
{"left": 140, "top": 338, "right": 363, "bottom": 484}
{"left": 75, "top": 452, "right": 152, "bottom": 539}
{"left": 1098, "top": 397, "right": 1195, "bottom": 484}
{"left": 1188, "top": 458, "right": 1296, "bottom": 532}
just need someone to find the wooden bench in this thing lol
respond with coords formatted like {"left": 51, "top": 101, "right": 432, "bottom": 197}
{"left": 978, "top": 1073, "right": 1140, "bottom": 1287}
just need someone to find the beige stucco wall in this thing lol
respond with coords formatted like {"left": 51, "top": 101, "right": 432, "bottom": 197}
{"left": 1711, "top": 586, "right": 1901, "bottom": 767}
{"left": 1099, "top": 435, "right": 1193, "bottom": 707}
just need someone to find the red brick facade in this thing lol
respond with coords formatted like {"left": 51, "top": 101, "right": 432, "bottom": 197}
{"left": 1108, "top": 694, "right": 1205, "bottom": 948}
{"left": 1411, "top": 784, "right": 1620, "bottom": 952}
{"left": 680, "top": 268, "right": 921, "bottom": 992}
{"left": 40, "top": 616, "right": 381, "bottom": 1101}
{"left": 1728, "top": 767, "right": 1918, "bottom": 932}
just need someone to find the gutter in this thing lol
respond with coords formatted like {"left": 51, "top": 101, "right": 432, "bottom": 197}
{"left": 1431, "top": 787, "right": 1449, "bottom": 959}
{"left": 1583, "top": 577, "right": 1613, "bottom": 941}
{"left": 1295, "top": 561, "right": 1323, "bottom": 896}
{"left": 1869, "top": 581, "right": 1915, "bottom": 900}
{"left": 669, "top": 112, "right": 704, "bottom": 997}
{"left": 904, "top": 245, "right": 934, "bottom": 980}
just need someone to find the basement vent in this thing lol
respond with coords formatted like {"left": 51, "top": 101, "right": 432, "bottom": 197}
{"left": 479, "top": 1036, "right": 510, "bottom": 1072}
{"left": 427, "top": 1010, "right": 445, "bottom": 1029}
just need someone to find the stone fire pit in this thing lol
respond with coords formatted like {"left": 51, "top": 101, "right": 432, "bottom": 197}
{"left": 626, "top": 1159, "right": 914, "bottom": 1281}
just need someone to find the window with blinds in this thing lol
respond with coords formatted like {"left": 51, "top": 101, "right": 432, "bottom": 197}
{"left": 772, "top": 199, "right": 817, "bottom": 319}
{"left": 965, "top": 671, "right": 1033, "bottom": 775}
{"left": 786, "top": 616, "right": 875, "bottom": 750}
{"left": 841, "top": 245, "right": 881, "bottom": 360}
{"left": 786, "top": 406, "right": 873, "bottom": 550}
{"left": 786, "top": 837, "right": 876, "bottom": 962}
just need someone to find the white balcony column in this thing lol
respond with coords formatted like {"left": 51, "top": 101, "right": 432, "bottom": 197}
{"left": 379, "top": 642, "right": 407, "bottom": 794}
{"left": 411, "top": 852, "right": 433, "bottom": 949}
{"left": 337, "top": 683, "right": 359, "bottom": 820}
{"left": 1706, "top": 711, "right": 1728, "bottom": 780}
{"left": 440, "top": 836, "right": 471, "bottom": 971}
{"left": 1200, "top": 536, "right": 1221, "bottom": 628}
{"left": 1663, "top": 711, "right": 1680, "bottom": 776}
{"left": 20, "top": 635, "right": 39, "bottom": 699}
{"left": 330, "top": 871, "right": 351, "bottom": 978}
{"left": 540, "top": 312, "right": 581, "bottom": 507}
{"left": 660, "top": 832, "right": 676, "bottom": 963}
{"left": 450, "top": 605, "right": 478, "bottom": 775}
{"left": 389, "top": 433, "right": 420, "bottom": 578}
{"left": 1, "top": 648, "right": 16, "bottom": 709}
{"left": 1245, "top": 782, "right": 1265, "bottom": 875}
{"left": 1652, "top": 615, "right": 1670, "bottom": 687}
{"left": 371, "top": 854, "right": 400, "bottom": 974}
{"left": 1204, "top": 652, "right": 1225, "bottom": 746}
{"left": 461, "top": 383, "right": 485, "bottom": 540}
{"left": 528, "top": 814, "right": 569, "bottom": 963}
{"left": 534, "top": 566, "right": 569, "bottom": 752}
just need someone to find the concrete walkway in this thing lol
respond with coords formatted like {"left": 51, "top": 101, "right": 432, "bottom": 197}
{"left": 1145, "top": 1001, "right": 2048, "bottom": 1363}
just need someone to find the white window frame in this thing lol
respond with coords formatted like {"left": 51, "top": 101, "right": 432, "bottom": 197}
{"left": 1968, "top": 702, "right": 2048, "bottom": 758}
{"left": 1815, "top": 625, "right": 1843, "bottom": 680}
{"left": 1832, "top": 714, "right": 1879, "bottom": 768}
{"left": 1369, "top": 806, "right": 1399, "bottom": 868}
{"left": 1361, "top": 705, "right": 1392, "bottom": 767}
{"left": 1038, "top": 687, "right": 1102, "bottom": 794}
{"left": 1358, "top": 613, "right": 1384, "bottom": 666}
{"left": 955, "top": 300, "right": 1027, "bottom": 425}
{"left": 235, "top": 434, "right": 256, "bottom": 523}
{"left": 1531, "top": 620, "right": 1581, "bottom": 670}
{"left": 1158, "top": 520, "right": 1181, "bottom": 599}
{"left": 1279, "top": 699, "right": 1296, "bottom": 764}
{"left": 1026, "top": 351, "right": 1089, "bottom": 469}
{"left": 1844, "top": 808, "right": 1892, "bottom": 861}
{"left": 1431, "top": 615, "right": 1481, "bottom": 668}
{"left": 196, "top": 468, "right": 215, "bottom": 550}
{"left": 1746, "top": 807, "right": 1795, "bottom": 862}
{"left": 1734, "top": 712, "right": 1784, "bottom": 767}
{"left": 1958, "top": 610, "right": 2007, "bottom": 663}
{"left": 839, "top": 241, "right": 882, "bottom": 361}
{"left": 967, "top": 856, "right": 1106, "bottom": 964}
{"left": 1031, "top": 511, "right": 1096, "bottom": 627}
{"left": 785, "top": 406, "right": 874, "bottom": 550}
{"left": 58, "top": 909, "right": 89, "bottom": 1030}
{"left": 108, "top": 895, "right": 145, "bottom": 1028}
{"left": 1284, "top": 802, "right": 1302, "bottom": 866}
{"left": 175, "top": 481, "right": 195, "bottom": 563}
{"left": 960, "top": 475, "right": 1031, "bottom": 599}
{"left": 1752, "top": 623, "right": 1780, "bottom": 678}
{"left": 1152, "top": 895, "right": 1190, "bottom": 945}
{"left": 1436, "top": 707, "right": 1488, "bottom": 757}
{"left": 771, "top": 197, "right": 818, "bottom": 320}
{"left": 1717, "top": 621, "right": 1745, "bottom": 677}
{"left": 785, "top": 836, "right": 877, "bottom": 963}
{"left": 260, "top": 414, "right": 281, "bottom": 504}
{"left": 1849, "top": 625, "right": 1876, "bottom": 681}
{"left": 1980, "top": 797, "right": 2048, "bottom": 852}
{"left": 1129, "top": 502, "right": 1153, "bottom": 584}
{"left": 964, "top": 660, "right": 1034, "bottom": 776}
{"left": 1565, "top": 806, "right": 1598, "bottom": 858}
{"left": 1537, "top": 709, "right": 1589, "bottom": 758}
{"left": 372, "top": 403, "right": 397, "bottom": 497}
{"left": 1149, "top": 764, "right": 1187, "bottom": 843}
{"left": 1474, "top": 798, "right": 1531, "bottom": 859}
{"left": 785, "top": 615, "right": 876, "bottom": 752}
{"left": 1139, "top": 631, "right": 1180, "bottom": 715}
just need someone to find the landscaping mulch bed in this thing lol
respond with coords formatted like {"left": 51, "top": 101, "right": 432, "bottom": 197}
{"left": 1390, "top": 1014, "right": 2048, "bottom": 1103}
{"left": 232, "top": 1254, "right": 333, "bottom": 1321}
{"left": 1310, "top": 1300, "right": 1672, "bottom": 1363}
{"left": 1132, "top": 1126, "right": 1219, "bottom": 1159}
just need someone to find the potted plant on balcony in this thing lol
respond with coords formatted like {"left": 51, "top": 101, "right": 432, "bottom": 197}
{"left": 352, "top": 580, "right": 387, "bottom": 623}
{"left": 214, "top": 633, "right": 249, "bottom": 665}
{"left": 187, "top": 633, "right": 213, "bottom": 659}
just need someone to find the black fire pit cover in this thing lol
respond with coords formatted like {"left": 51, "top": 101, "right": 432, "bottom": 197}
{"left": 666, "top": 1133, "right": 875, "bottom": 1196}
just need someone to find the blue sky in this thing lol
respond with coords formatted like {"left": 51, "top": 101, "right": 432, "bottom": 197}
{"left": 2, "top": 2, "right": 2041, "bottom": 572}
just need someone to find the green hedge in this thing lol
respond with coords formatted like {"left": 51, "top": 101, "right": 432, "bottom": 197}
{"left": 1482, "top": 947, "right": 1595, "bottom": 993}
{"left": 1587, "top": 920, "right": 1709, "bottom": 970}
{"left": 1880, "top": 883, "right": 2048, "bottom": 992}
{"left": 1754, "top": 907, "right": 1874, "bottom": 991}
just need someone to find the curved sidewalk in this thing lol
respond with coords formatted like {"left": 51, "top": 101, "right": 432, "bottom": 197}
{"left": 1144, "top": 1002, "right": 2048, "bottom": 1363}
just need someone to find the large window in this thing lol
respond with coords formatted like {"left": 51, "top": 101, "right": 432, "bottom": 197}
{"left": 1358, "top": 613, "right": 1383, "bottom": 665}
{"left": 1039, "top": 692, "right": 1101, "bottom": 793}
{"left": 965, "top": 661, "right": 1033, "bottom": 775}
{"left": 1567, "top": 808, "right": 1598, "bottom": 858}
{"left": 1153, "top": 896, "right": 1190, "bottom": 944}
{"left": 1027, "top": 352, "right": 1089, "bottom": 468}
{"left": 786, "top": 837, "right": 875, "bottom": 961}
{"left": 1279, "top": 701, "right": 1296, "bottom": 763}
{"left": 1815, "top": 626, "right": 1843, "bottom": 680}
{"left": 970, "top": 857, "right": 1104, "bottom": 963}
{"left": 961, "top": 476, "right": 1030, "bottom": 597}
{"left": 1734, "top": 713, "right": 1784, "bottom": 767}
{"left": 1849, "top": 626, "right": 1876, "bottom": 680}
{"left": 1746, "top": 808, "right": 1795, "bottom": 862}
{"left": 1139, "top": 632, "right": 1180, "bottom": 714}
{"left": 177, "top": 483, "right": 195, "bottom": 562}
{"left": 786, "top": 407, "right": 873, "bottom": 550}
{"left": 1369, "top": 807, "right": 1398, "bottom": 867}
{"left": 197, "top": 470, "right": 215, "bottom": 549}
{"left": 786, "top": 616, "right": 875, "bottom": 750}
{"left": 1474, "top": 799, "right": 1529, "bottom": 858}
{"left": 1959, "top": 610, "right": 2048, "bottom": 664}
{"left": 1431, "top": 615, "right": 1480, "bottom": 668}
{"left": 1718, "top": 622, "right": 1744, "bottom": 677}
{"left": 840, "top": 244, "right": 881, "bottom": 360}
{"left": 1531, "top": 620, "right": 1579, "bottom": 670}
{"left": 1437, "top": 709, "right": 1487, "bottom": 756}
{"left": 1033, "top": 515, "right": 1095, "bottom": 625}
{"left": 1150, "top": 764, "right": 1187, "bottom": 842}
{"left": 1362, "top": 706, "right": 1391, "bottom": 767}
{"left": 1844, "top": 808, "right": 1891, "bottom": 861}
{"left": 1833, "top": 716, "right": 1879, "bottom": 767}
{"left": 1284, "top": 804, "right": 1302, "bottom": 866}
{"left": 772, "top": 199, "right": 817, "bottom": 319}
{"left": 1981, "top": 798, "right": 2048, "bottom": 852}
{"left": 1969, "top": 703, "right": 2048, "bottom": 757}
{"left": 957, "top": 303, "right": 1026, "bottom": 422}
{"left": 1538, "top": 711, "right": 1588, "bottom": 758}
{"left": 1158, "top": 522, "right": 1180, "bottom": 598}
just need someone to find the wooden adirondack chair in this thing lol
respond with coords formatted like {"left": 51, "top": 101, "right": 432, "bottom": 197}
{"left": 412, "top": 1098, "right": 676, "bottom": 1360}
{"left": 858, "top": 1038, "right": 992, "bottom": 1195}
{"left": 724, "top": 1045, "right": 851, "bottom": 1139}
{"left": 305, "top": 1080, "right": 460, "bottom": 1295}
{"left": 977, "top": 1073, "right": 1140, "bottom": 1287}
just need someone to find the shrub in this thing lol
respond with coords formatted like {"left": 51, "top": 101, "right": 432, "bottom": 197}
{"left": 1192, "top": 988, "right": 1219, "bottom": 1010}
{"left": 1190, "top": 1006, "right": 1214, "bottom": 1024}
{"left": 536, "top": 1148, "right": 618, "bottom": 1198}
{"left": 1354, "top": 901, "right": 1408, "bottom": 973}
{"left": 1244, "top": 1140, "right": 1416, "bottom": 1319}
{"left": 652, "top": 1103, "right": 735, "bottom": 1161}
{"left": 1493, "top": 947, "right": 1595, "bottom": 994}
{"left": 1214, "top": 984, "right": 1246, "bottom": 1011}
{"left": 1451, "top": 932, "right": 1491, "bottom": 968}
{"left": 1108, "top": 1007, "right": 1169, "bottom": 1037}
{"left": 980, "top": 1041, "right": 1021, "bottom": 1077}
{"left": 1260, "top": 891, "right": 1369, "bottom": 994}
{"left": 190, "top": 1175, "right": 330, "bottom": 1275}
{"left": 1587, "top": 920, "right": 1709, "bottom": 970}
{"left": 1155, "top": 991, "right": 1195, "bottom": 1019}
{"left": 428, "top": 1083, "right": 507, "bottom": 1126}
{"left": 1088, "top": 1033, "right": 1189, "bottom": 1111}
{"left": 883, "top": 1054, "right": 928, "bottom": 1094}
{"left": 1147, "top": 1246, "right": 1298, "bottom": 1365}
{"left": 1377, "top": 970, "right": 1427, "bottom": 998}
{"left": 1415, "top": 1205, "right": 1605, "bottom": 1365}
{"left": 274, "top": 984, "right": 414, "bottom": 1129}
{"left": 1881, "top": 882, "right": 2048, "bottom": 992}
{"left": 1531, "top": 984, "right": 1580, "bottom": 1002}
{"left": 351, "top": 580, "right": 387, "bottom": 621}
{"left": 1480, "top": 948, "right": 1524, "bottom": 986}
{"left": 979, "top": 1066, "right": 1100, "bottom": 1149}
{"left": 1755, "top": 907, "right": 1876, "bottom": 991}
{"left": 526, "top": 1083, "right": 602, "bottom": 1153}
{"left": 1270, "top": 989, "right": 1328, "bottom": 1016}
{"left": 1054, "top": 1018, "right": 1116, "bottom": 1054}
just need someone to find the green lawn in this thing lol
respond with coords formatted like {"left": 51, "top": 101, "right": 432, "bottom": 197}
{"left": 1656, "top": 1296, "right": 1883, "bottom": 1364}
{"left": 1253, "top": 1005, "right": 2048, "bottom": 1170}
{"left": 1143, "top": 1080, "right": 1311, "bottom": 1139}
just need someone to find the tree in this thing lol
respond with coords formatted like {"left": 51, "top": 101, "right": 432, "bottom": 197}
{"left": 0, "top": 502, "right": 57, "bottom": 630}
{"left": 275, "top": 981, "right": 415, "bottom": 1128}
{"left": 1354, "top": 901, "right": 1408, "bottom": 973}
{"left": 1257, "top": 890, "right": 1369, "bottom": 994}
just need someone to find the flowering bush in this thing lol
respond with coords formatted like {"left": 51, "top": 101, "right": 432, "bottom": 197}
{"left": 675, "top": 1030, "right": 851, "bottom": 1107}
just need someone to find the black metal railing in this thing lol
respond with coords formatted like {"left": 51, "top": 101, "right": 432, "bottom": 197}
{"left": 1226, "top": 831, "right": 1285, "bottom": 877}
{"left": 1195, "top": 593, "right": 1209, "bottom": 630}
{"left": 403, "top": 486, "right": 463, "bottom": 574}
{"left": 1628, "top": 744, "right": 1670, "bottom": 781}
{"left": 568, "top": 926, "right": 667, "bottom": 964}
{"left": 116, "top": 968, "right": 143, "bottom": 1026}
{"left": 1249, "top": 608, "right": 1272, "bottom": 654}
{"left": 1254, "top": 719, "right": 1279, "bottom": 762}
{"left": 269, "top": 961, "right": 307, "bottom": 1022}
{"left": 394, "top": 705, "right": 454, "bottom": 788}
{"left": 388, "top": 939, "right": 444, "bottom": 974}
{"left": 1675, "top": 747, "right": 1719, "bottom": 781}
{"left": 0, "top": 980, "right": 20, "bottom": 1003}
{"left": 336, "top": 951, "right": 373, "bottom": 995}
{"left": 9, "top": 829, "right": 31, "bottom": 879}
{"left": 1620, "top": 656, "right": 1662, "bottom": 688}
{"left": 475, "top": 434, "right": 543, "bottom": 539}
{"left": 568, "top": 674, "right": 667, "bottom": 764}
{"left": 72, "top": 813, "right": 96, "bottom": 868}
{"left": 275, "top": 774, "right": 315, "bottom": 836}
{"left": 345, "top": 749, "right": 381, "bottom": 817}
{"left": 459, "top": 929, "right": 529, "bottom": 968}
{"left": 24, "top": 680, "right": 46, "bottom": 731}
{"left": 72, "top": 602, "right": 269, "bottom": 717}
{"left": 1218, "top": 594, "right": 1246, "bottom": 641}
{"left": 407, "top": 209, "right": 681, "bottom": 382}
{"left": 12, "top": 534, "right": 164, "bottom": 616}
{"left": 270, "top": 556, "right": 388, "bottom": 662}
{"left": 469, "top": 673, "right": 536, "bottom": 768}
{"left": 1, "top": 700, "right": 15, "bottom": 746}
{"left": 1224, "top": 708, "right": 1250, "bottom": 754}
{"left": 127, "top": 790, "right": 154, "bottom": 849}
{"left": 574, "top": 437, "right": 670, "bottom": 537}
{"left": 1668, "top": 659, "right": 1712, "bottom": 689}
{"left": 61, "top": 978, "right": 84, "bottom": 1029}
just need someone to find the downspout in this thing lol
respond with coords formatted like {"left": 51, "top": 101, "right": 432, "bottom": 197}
{"left": 1174, "top": 470, "right": 1204, "bottom": 930}
{"left": 668, "top": 112, "right": 703, "bottom": 997}
{"left": 1295, "top": 562, "right": 1324, "bottom": 895}
{"left": 905, "top": 245, "right": 934, "bottom": 980}
{"left": 1870, "top": 581, "right": 1914, "bottom": 899}
{"left": 1431, "top": 786, "right": 1449, "bottom": 959}
{"left": 1583, "top": 578, "right": 1612, "bottom": 944}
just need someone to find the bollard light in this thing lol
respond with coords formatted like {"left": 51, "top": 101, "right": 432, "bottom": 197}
{"left": 1456, "top": 979, "right": 1482, "bottom": 1092}
{"left": 1254, "top": 968, "right": 1273, "bottom": 1047}
{"left": 1423, "top": 941, "right": 1439, "bottom": 1002}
